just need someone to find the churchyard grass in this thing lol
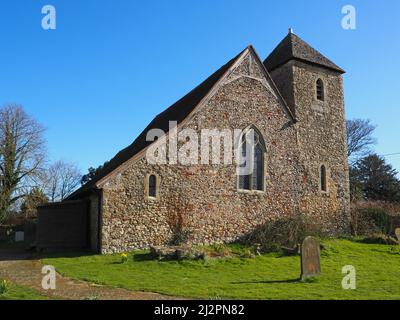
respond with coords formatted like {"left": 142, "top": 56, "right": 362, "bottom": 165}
{"left": 42, "top": 239, "right": 400, "bottom": 300}
{"left": 0, "top": 280, "right": 48, "bottom": 300}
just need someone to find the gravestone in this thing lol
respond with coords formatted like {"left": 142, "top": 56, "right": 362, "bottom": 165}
{"left": 300, "top": 236, "right": 321, "bottom": 280}
{"left": 15, "top": 231, "right": 25, "bottom": 242}
{"left": 395, "top": 228, "right": 400, "bottom": 242}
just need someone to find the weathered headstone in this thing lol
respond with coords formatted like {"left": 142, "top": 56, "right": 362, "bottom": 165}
{"left": 15, "top": 231, "right": 24, "bottom": 242}
{"left": 300, "top": 236, "right": 321, "bottom": 280}
{"left": 395, "top": 228, "right": 400, "bottom": 242}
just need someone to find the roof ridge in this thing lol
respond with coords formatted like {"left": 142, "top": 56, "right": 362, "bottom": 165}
{"left": 288, "top": 33, "right": 295, "bottom": 56}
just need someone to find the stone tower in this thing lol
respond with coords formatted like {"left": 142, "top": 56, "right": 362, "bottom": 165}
{"left": 264, "top": 31, "right": 351, "bottom": 233}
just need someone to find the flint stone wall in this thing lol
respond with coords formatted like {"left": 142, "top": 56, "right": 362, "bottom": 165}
{"left": 290, "top": 60, "right": 350, "bottom": 234}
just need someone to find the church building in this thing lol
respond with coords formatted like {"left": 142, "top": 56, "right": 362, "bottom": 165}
{"left": 38, "top": 31, "right": 350, "bottom": 254}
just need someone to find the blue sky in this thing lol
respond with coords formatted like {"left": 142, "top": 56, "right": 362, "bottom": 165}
{"left": 0, "top": 0, "right": 399, "bottom": 175}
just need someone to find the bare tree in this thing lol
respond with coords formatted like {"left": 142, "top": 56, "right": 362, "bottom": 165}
{"left": 43, "top": 160, "right": 81, "bottom": 202}
{"left": 346, "top": 119, "right": 377, "bottom": 160}
{"left": 0, "top": 105, "right": 46, "bottom": 223}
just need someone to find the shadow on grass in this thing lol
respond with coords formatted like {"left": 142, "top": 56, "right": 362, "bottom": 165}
{"left": 0, "top": 249, "right": 93, "bottom": 262}
{"left": 132, "top": 252, "right": 154, "bottom": 262}
{"left": 231, "top": 278, "right": 300, "bottom": 285}
{"left": 108, "top": 253, "right": 160, "bottom": 265}
{"left": 107, "top": 255, "right": 152, "bottom": 265}
{"left": 36, "top": 250, "right": 95, "bottom": 260}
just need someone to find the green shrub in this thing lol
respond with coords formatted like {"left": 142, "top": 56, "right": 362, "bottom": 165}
{"left": 240, "top": 214, "right": 323, "bottom": 253}
{"left": 358, "top": 233, "right": 398, "bottom": 245}
{"left": 365, "top": 208, "right": 391, "bottom": 234}
{"left": 350, "top": 201, "right": 399, "bottom": 236}
{"left": 201, "top": 244, "right": 234, "bottom": 258}
{"left": 120, "top": 253, "right": 129, "bottom": 263}
{"left": 212, "top": 244, "right": 232, "bottom": 256}
{"left": 199, "top": 244, "right": 255, "bottom": 259}
{"left": 240, "top": 249, "right": 255, "bottom": 259}
{"left": 0, "top": 280, "right": 9, "bottom": 295}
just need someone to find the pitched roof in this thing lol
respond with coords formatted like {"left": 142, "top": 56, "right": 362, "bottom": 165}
{"left": 68, "top": 47, "right": 247, "bottom": 199}
{"left": 263, "top": 32, "right": 345, "bottom": 74}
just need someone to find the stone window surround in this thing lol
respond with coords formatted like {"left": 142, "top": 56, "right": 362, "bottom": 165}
{"left": 144, "top": 173, "right": 161, "bottom": 201}
{"left": 316, "top": 78, "right": 325, "bottom": 101}
{"left": 313, "top": 74, "right": 329, "bottom": 104}
{"left": 237, "top": 126, "right": 267, "bottom": 194}
{"left": 311, "top": 73, "right": 330, "bottom": 114}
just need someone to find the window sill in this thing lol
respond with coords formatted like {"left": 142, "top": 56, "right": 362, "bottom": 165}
{"left": 145, "top": 196, "right": 158, "bottom": 201}
{"left": 237, "top": 189, "right": 265, "bottom": 194}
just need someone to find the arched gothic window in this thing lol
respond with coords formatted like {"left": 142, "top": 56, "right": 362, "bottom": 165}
{"left": 238, "top": 127, "right": 265, "bottom": 191}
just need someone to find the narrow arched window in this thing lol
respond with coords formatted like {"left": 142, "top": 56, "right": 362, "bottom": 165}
{"left": 320, "top": 165, "right": 327, "bottom": 192}
{"left": 238, "top": 128, "right": 265, "bottom": 191}
{"left": 148, "top": 174, "right": 157, "bottom": 198}
{"left": 316, "top": 79, "right": 324, "bottom": 101}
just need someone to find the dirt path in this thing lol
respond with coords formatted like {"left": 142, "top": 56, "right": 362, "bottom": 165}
{"left": 0, "top": 250, "right": 183, "bottom": 300}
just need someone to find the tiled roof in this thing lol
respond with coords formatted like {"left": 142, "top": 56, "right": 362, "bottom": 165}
{"left": 263, "top": 32, "right": 345, "bottom": 74}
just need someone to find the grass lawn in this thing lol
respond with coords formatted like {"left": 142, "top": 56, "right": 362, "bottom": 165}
{"left": 42, "top": 239, "right": 400, "bottom": 300}
{"left": 0, "top": 282, "right": 48, "bottom": 300}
